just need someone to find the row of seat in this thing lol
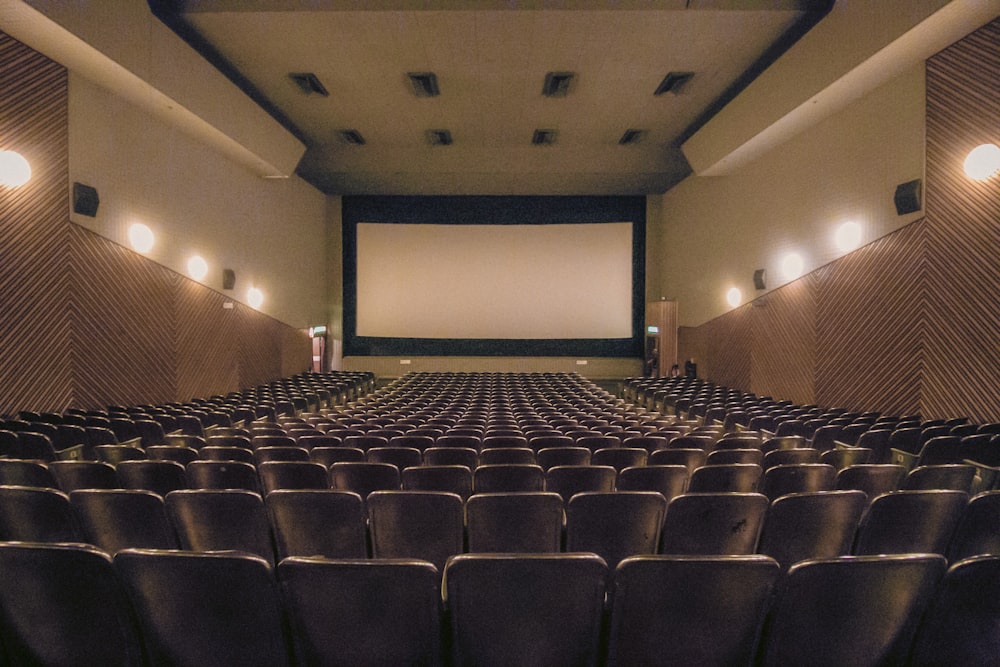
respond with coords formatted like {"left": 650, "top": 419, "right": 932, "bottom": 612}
{"left": 2, "top": 483, "right": 996, "bottom": 571}
{"left": 0, "top": 541, "right": 995, "bottom": 666}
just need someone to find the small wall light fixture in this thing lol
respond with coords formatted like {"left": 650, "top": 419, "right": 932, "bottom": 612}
{"left": 247, "top": 286, "right": 264, "bottom": 309}
{"left": 835, "top": 221, "right": 863, "bottom": 252}
{"left": 726, "top": 287, "right": 743, "bottom": 308}
{"left": 187, "top": 255, "right": 208, "bottom": 281}
{"left": 128, "top": 223, "right": 155, "bottom": 253}
{"left": 964, "top": 143, "right": 1000, "bottom": 181}
{"left": 0, "top": 150, "right": 31, "bottom": 187}
{"left": 781, "top": 252, "right": 805, "bottom": 281}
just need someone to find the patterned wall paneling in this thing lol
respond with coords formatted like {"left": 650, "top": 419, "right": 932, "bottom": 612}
{"left": 236, "top": 306, "right": 285, "bottom": 391}
{"left": 751, "top": 275, "right": 816, "bottom": 405}
{"left": 922, "top": 18, "right": 1000, "bottom": 422}
{"left": 0, "top": 33, "right": 73, "bottom": 414}
{"left": 281, "top": 326, "right": 312, "bottom": 378}
{"left": 175, "top": 280, "right": 239, "bottom": 402}
{"left": 703, "top": 305, "right": 752, "bottom": 392}
{"left": 69, "top": 226, "right": 179, "bottom": 409}
{"left": 814, "top": 222, "right": 926, "bottom": 416}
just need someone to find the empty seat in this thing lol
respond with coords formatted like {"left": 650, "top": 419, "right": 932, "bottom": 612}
{"left": 473, "top": 463, "right": 544, "bottom": 493}
{"left": 329, "top": 461, "right": 400, "bottom": 501}
{"left": 479, "top": 447, "right": 536, "bottom": 465}
{"left": 466, "top": 492, "right": 564, "bottom": 553}
{"left": 253, "top": 446, "right": 310, "bottom": 463}
{"left": 95, "top": 444, "right": 147, "bottom": 465}
{"left": 116, "top": 459, "right": 188, "bottom": 496}
{"left": 423, "top": 446, "right": 478, "bottom": 469}
{"left": 257, "top": 461, "right": 330, "bottom": 493}
{"left": 757, "top": 490, "right": 868, "bottom": 570}
{"left": 819, "top": 446, "right": 872, "bottom": 470}
{"left": 762, "top": 447, "right": 820, "bottom": 470}
{"left": 278, "top": 557, "right": 441, "bottom": 667}
{"left": 756, "top": 554, "right": 946, "bottom": 667}
{"left": 367, "top": 446, "right": 423, "bottom": 470}
{"left": 901, "top": 463, "right": 977, "bottom": 492}
{"left": 648, "top": 448, "right": 707, "bottom": 475}
{"left": 760, "top": 463, "right": 836, "bottom": 501}
{"left": 606, "top": 555, "right": 780, "bottom": 667}
{"left": 444, "top": 553, "right": 607, "bottom": 667}
{"left": 706, "top": 448, "right": 763, "bottom": 466}
{"left": 47, "top": 460, "right": 118, "bottom": 492}
{"left": 0, "top": 542, "right": 145, "bottom": 666}
{"left": 0, "top": 485, "right": 82, "bottom": 542}
{"left": 536, "top": 446, "right": 591, "bottom": 470}
{"left": 166, "top": 489, "right": 276, "bottom": 565}
{"left": 907, "top": 555, "right": 1000, "bottom": 666}
{"left": 615, "top": 464, "right": 688, "bottom": 501}
{"left": 401, "top": 464, "right": 473, "bottom": 501}
{"left": 544, "top": 464, "right": 617, "bottom": 503}
{"left": 591, "top": 447, "right": 648, "bottom": 472}
{"left": 200, "top": 445, "right": 254, "bottom": 463}
{"left": 310, "top": 446, "right": 366, "bottom": 466}
{"left": 853, "top": 490, "right": 968, "bottom": 556}
{"left": 186, "top": 460, "right": 261, "bottom": 493}
{"left": 947, "top": 490, "right": 1000, "bottom": 563}
{"left": 835, "top": 463, "right": 906, "bottom": 499}
{"left": 0, "top": 458, "right": 57, "bottom": 488}
{"left": 565, "top": 491, "right": 667, "bottom": 570}
{"left": 367, "top": 490, "right": 464, "bottom": 571}
{"left": 265, "top": 489, "right": 367, "bottom": 560}
{"left": 70, "top": 488, "right": 179, "bottom": 552}
{"left": 660, "top": 493, "right": 768, "bottom": 555}
{"left": 115, "top": 549, "right": 292, "bottom": 667}
{"left": 688, "top": 463, "right": 762, "bottom": 493}
{"left": 146, "top": 444, "right": 200, "bottom": 465}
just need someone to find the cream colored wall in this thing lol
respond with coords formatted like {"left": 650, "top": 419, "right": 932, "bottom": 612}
{"left": 68, "top": 74, "right": 328, "bottom": 329}
{"left": 326, "top": 195, "right": 344, "bottom": 370}
{"left": 657, "top": 64, "right": 926, "bottom": 327}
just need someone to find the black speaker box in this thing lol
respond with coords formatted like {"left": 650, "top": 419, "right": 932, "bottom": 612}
{"left": 222, "top": 269, "right": 236, "bottom": 290}
{"left": 894, "top": 179, "right": 922, "bottom": 215}
{"left": 72, "top": 182, "right": 99, "bottom": 217}
{"left": 753, "top": 269, "right": 767, "bottom": 290}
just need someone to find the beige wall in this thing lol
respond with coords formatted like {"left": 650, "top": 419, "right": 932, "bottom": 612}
{"left": 68, "top": 74, "right": 328, "bottom": 329}
{"left": 656, "top": 64, "right": 926, "bottom": 327}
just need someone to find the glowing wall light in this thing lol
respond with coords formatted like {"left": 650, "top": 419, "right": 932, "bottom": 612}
{"left": 835, "top": 221, "right": 863, "bottom": 252}
{"left": 128, "top": 223, "right": 155, "bottom": 253}
{"left": 0, "top": 150, "right": 31, "bottom": 187}
{"left": 781, "top": 252, "right": 805, "bottom": 281}
{"left": 964, "top": 143, "right": 1000, "bottom": 181}
{"left": 726, "top": 287, "right": 743, "bottom": 308}
{"left": 247, "top": 286, "right": 264, "bottom": 309}
{"left": 187, "top": 255, "right": 208, "bottom": 281}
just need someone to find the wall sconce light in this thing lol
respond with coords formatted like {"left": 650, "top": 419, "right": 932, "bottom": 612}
{"left": 835, "top": 221, "right": 863, "bottom": 252}
{"left": 726, "top": 287, "right": 743, "bottom": 308}
{"left": 781, "top": 252, "right": 804, "bottom": 280}
{"left": 128, "top": 223, "right": 155, "bottom": 253}
{"left": 247, "top": 286, "right": 264, "bottom": 309}
{"left": 964, "top": 143, "right": 1000, "bottom": 181}
{"left": 0, "top": 150, "right": 31, "bottom": 187}
{"left": 187, "top": 255, "right": 208, "bottom": 281}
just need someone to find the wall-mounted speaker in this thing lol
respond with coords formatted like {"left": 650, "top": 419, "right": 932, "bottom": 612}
{"left": 222, "top": 269, "right": 236, "bottom": 290}
{"left": 753, "top": 269, "right": 767, "bottom": 290}
{"left": 72, "top": 182, "right": 99, "bottom": 217}
{"left": 894, "top": 179, "right": 922, "bottom": 215}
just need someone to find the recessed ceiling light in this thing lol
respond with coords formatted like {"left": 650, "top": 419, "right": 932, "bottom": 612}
{"left": 288, "top": 72, "right": 329, "bottom": 97}
{"left": 542, "top": 72, "right": 575, "bottom": 97}
{"left": 619, "top": 129, "right": 646, "bottom": 145}
{"left": 654, "top": 71, "right": 694, "bottom": 96}
{"left": 407, "top": 72, "right": 440, "bottom": 97}
{"left": 339, "top": 130, "right": 366, "bottom": 145}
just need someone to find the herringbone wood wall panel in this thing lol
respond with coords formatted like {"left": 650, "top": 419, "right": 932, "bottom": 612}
{"left": 680, "top": 19, "right": 998, "bottom": 422}
{"left": 0, "top": 31, "right": 310, "bottom": 414}
{"left": 922, "top": 18, "right": 1000, "bottom": 422}
{"left": 0, "top": 33, "right": 73, "bottom": 414}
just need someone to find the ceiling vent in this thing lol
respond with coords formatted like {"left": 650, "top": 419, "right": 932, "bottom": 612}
{"left": 542, "top": 71, "right": 575, "bottom": 97}
{"left": 407, "top": 72, "right": 440, "bottom": 97}
{"left": 426, "top": 129, "right": 453, "bottom": 146}
{"left": 289, "top": 72, "right": 329, "bottom": 97}
{"left": 339, "top": 129, "right": 366, "bottom": 145}
{"left": 619, "top": 129, "right": 645, "bottom": 145}
{"left": 532, "top": 129, "right": 557, "bottom": 146}
{"left": 654, "top": 71, "right": 694, "bottom": 95}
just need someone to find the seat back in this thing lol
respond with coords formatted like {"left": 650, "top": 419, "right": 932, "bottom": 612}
{"left": 853, "top": 490, "right": 968, "bottom": 556}
{"left": 367, "top": 446, "right": 423, "bottom": 469}
{"left": 606, "top": 555, "right": 780, "bottom": 667}
{"left": 116, "top": 459, "right": 188, "bottom": 496}
{"left": 647, "top": 448, "right": 707, "bottom": 475}
{"left": 947, "top": 490, "right": 1000, "bottom": 563}
{"left": 479, "top": 447, "right": 536, "bottom": 465}
{"left": 258, "top": 461, "right": 330, "bottom": 493}
{"left": 71, "top": 488, "right": 179, "bottom": 552}
{"left": 186, "top": 460, "right": 261, "bottom": 493}
{"left": 0, "top": 485, "right": 82, "bottom": 542}
{"left": 543, "top": 465, "right": 616, "bottom": 503}
{"left": 536, "top": 446, "right": 591, "bottom": 470}
{"left": 761, "top": 463, "right": 836, "bottom": 501}
{"left": 0, "top": 458, "right": 57, "bottom": 488}
{"left": 591, "top": 447, "right": 648, "bottom": 472}
{"left": 0, "top": 542, "right": 144, "bottom": 666}
{"left": 444, "top": 553, "right": 607, "bottom": 667}
{"left": 367, "top": 490, "right": 464, "bottom": 571}
{"left": 688, "top": 463, "right": 762, "bottom": 493}
{"left": 166, "top": 489, "right": 275, "bottom": 565}
{"left": 756, "top": 554, "right": 946, "bottom": 667}
{"left": 615, "top": 464, "right": 688, "bottom": 502}
{"left": 908, "top": 555, "right": 1000, "bottom": 666}
{"left": 466, "top": 492, "right": 564, "bottom": 553}
{"left": 310, "top": 446, "right": 365, "bottom": 465}
{"left": 835, "top": 464, "right": 905, "bottom": 499}
{"left": 278, "top": 557, "right": 441, "bottom": 667}
{"left": 901, "top": 464, "right": 977, "bottom": 492}
{"left": 401, "top": 465, "right": 473, "bottom": 501}
{"left": 473, "top": 463, "right": 545, "bottom": 493}
{"left": 329, "top": 462, "right": 401, "bottom": 502}
{"left": 265, "top": 489, "right": 367, "bottom": 560}
{"left": 565, "top": 492, "right": 667, "bottom": 570}
{"left": 115, "top": 549, "right": 292, "bottom": 667}
{"left": 757, "top": 490, "right": 867, "bottom": 570}
{"left": 660, "top": 493, "right": 768, "bottom": 555}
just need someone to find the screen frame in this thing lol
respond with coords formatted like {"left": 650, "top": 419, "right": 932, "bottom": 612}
{"left": 342, "top": 195, "right": 645, "bottom": 357}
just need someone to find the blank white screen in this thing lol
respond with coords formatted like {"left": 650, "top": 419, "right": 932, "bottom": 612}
{"left": 356, "top": 222, "right": 633, "bottom": 339}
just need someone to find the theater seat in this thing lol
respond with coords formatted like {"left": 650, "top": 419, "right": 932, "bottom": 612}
{"left": 565, "top": 491, "right": 667, "bottom": 570}
{"left": 278, "top": 557, "right": 441, "bottom": 667}
{"left": 115, "top": 549, "right": 292, "bottom": 667}
{"left": 265, "top": 489, "right": 367, "bottom": 560}
{"left": 660, "top": 493, "right": 768, "bottom": 555}
{"left": 71, "top": 489, "right": 179, "bottom": 553}
{"left": 756, "top": 490, "right": 867, "bottom": 570}
{"left": 466, "top": 492, "right": 564, "bottom": 553}
{"left": 367, "top": 490, "right": 464, "bottom": 571}
{"left": 166, "top": 489, "right": 276, "bottom": 565}
{"left": 443, "top": 553, "right": 607, "bottom": 667}
{"left": 853, "top": 490, "right": 968, "bottom": 556}
{"left": 0, "top": 542, "right": 145, "bottom": 666}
